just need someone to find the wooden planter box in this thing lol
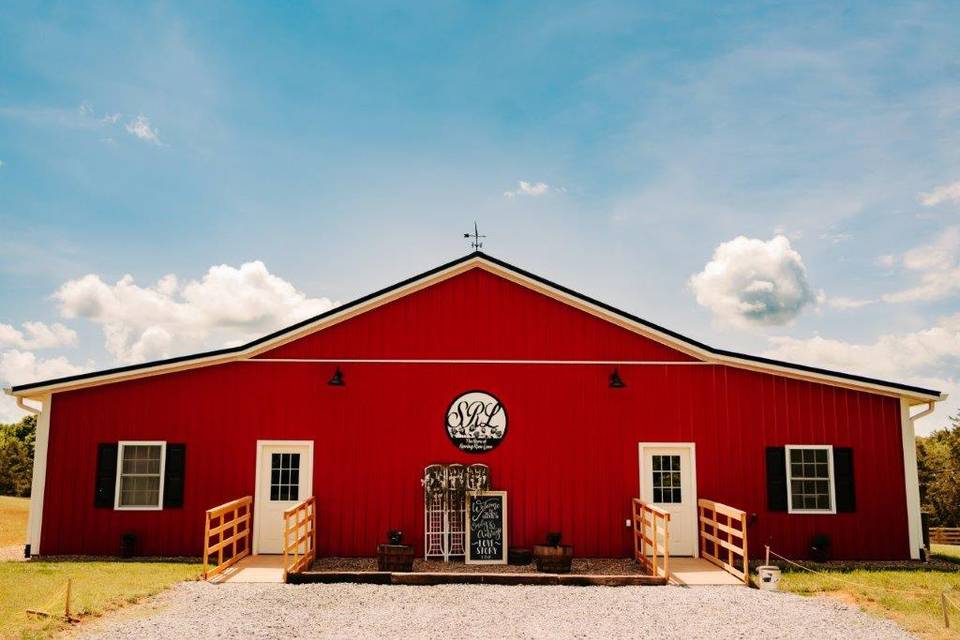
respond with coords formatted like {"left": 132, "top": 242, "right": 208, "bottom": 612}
{"left": 533, "top": 544, "right": 573, "bottom": 574}
{"left": 377, "top": 544, "right": 415, "bottom": 572}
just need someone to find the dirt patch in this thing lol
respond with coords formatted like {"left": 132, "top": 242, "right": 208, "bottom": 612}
{"left": 0, "top": 545, "right": 26, "bottom": 561}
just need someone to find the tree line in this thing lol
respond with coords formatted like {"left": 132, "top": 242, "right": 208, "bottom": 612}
{"left": 917, "top": 411, "right": 960, "bottom": 528}
{"left": 0, "top": 413, "right": 35, "bottom": 496}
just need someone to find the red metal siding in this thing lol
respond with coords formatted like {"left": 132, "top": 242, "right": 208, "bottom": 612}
{"left": 256, "top": 268, "right": 697, "bottom": 362}
{"left": 39, "top": 269, "right": 910, "bottom": 560}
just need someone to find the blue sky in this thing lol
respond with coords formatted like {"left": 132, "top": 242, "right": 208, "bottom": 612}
{"left": 1, "top": 2, "right": 959, "bottom": 432}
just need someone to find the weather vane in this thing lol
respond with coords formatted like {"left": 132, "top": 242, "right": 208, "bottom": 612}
{"left": 464, "top": 221, "right": 486, "bottom": 251}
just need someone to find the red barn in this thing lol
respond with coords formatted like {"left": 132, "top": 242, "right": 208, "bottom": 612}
{"left": 5, "top": 252, "right": 944, "bottom": 562}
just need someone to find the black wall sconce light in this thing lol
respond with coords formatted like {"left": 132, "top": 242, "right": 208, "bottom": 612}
{"left": 327, "top": 366, "right": 345, "bottom": 386}
{"left": 609, "top": 367, "right": 626, "bottom": 388}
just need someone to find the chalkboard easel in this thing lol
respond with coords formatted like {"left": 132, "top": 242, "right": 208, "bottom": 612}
{"left": 465, "top": 491, "right": 508, "bottom": 564}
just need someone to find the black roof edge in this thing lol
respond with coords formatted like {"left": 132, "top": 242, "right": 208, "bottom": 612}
{"left": 9, "top": 250, "right": 943, "bottom": 398}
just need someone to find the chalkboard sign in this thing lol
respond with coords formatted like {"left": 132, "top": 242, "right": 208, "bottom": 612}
{"left": 465, "top": 491, "right": 508, "bottom": 564}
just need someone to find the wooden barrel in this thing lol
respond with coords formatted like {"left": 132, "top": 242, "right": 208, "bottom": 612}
{"left": 533, "top": 544, "right": 574, "bottom": 573}
{"left": 508, "top": 547, "right": 532, "bottom": 565}
{"left": 377, "top": 544, "right": 415, "bottom": 572}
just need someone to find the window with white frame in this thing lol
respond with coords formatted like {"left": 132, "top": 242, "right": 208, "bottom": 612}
{"left": 785, "top": 445, "right": 835, "bottom": 514}
{"left": 651, "top": 454, "right": 682, "bottom": 504}
{"left": 116, "top": 442, "right": 166, "bottom": 509}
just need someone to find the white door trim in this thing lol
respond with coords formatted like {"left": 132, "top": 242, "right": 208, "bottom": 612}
{"left": 253, "top": 439, "right": 314, "bottom": 555}
{"left": 637, "top": 442, "right": 699, "bottom": 558}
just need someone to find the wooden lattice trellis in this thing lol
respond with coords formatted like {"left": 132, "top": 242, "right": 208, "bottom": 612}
{"left": 423, "top": 463, "right": 489, "bottom": 561}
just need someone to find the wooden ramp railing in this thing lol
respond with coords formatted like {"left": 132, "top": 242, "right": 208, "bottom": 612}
{"left": 697, "top": 498, "right": 749, "bottom": 585}
{"left": 283, "top": 496, "right": 317, "bottom": 579}
{"left": 203, "top": 496, "right": 252, "bottom": 580}
{"left": 931, "top": 527, "right": 960, "bottom": 545}
{"left": 632, "top": 498, "right": 671, "bottom": 579}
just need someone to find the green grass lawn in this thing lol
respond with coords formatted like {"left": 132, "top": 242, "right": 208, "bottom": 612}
{"left": 0, "top": 495, "right": 200, "bottom": 639}
{"left": 0, "top": 560, "right": 201, "bottom": 639}
{"left": 780, "top": 563, "right": 960, "bottom": 640}
{"left": 934, "top": 544, "right": 960, "bottom": 563}
{"left": 0, "top": 497, "right": 29, "bottom": 548}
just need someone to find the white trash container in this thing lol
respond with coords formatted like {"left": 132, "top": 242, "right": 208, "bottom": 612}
{"left": 757, "top": 566, "right": 781, "bottom": 591}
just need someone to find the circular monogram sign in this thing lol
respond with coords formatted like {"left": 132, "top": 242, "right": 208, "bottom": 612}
{"left": 445, "top": 390, "right": 508, "bottom": 453}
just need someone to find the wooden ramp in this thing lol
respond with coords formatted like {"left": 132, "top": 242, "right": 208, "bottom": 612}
{"left": 658, "top": 557, "right": 747, "bottom": 586}
{"left": 210, "top": 554, "right": 285, "bottom": 584}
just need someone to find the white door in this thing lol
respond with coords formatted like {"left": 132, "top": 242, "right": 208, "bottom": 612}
{"left": 255, "top": 442, "right": 313, "bottom": 554}
{"left": 639, "top": 445, "right": 696, "bottom": 557}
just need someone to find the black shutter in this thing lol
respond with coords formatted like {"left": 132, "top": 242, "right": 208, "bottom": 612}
{"left": 834, "top": 447, "right": 855, "bottom": 512}
{"left": 766, "top": 447, "right": 788, "bottom": 511}
{"left": 163, "top": 444, "right": 187, "bottom": 508}
{"left": 94, "top": 443, "right": 118, "bottom": 508}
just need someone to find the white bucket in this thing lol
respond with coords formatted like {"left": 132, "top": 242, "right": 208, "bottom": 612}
{"left": 757, "top": 566, "right": 781, "bottom": 591}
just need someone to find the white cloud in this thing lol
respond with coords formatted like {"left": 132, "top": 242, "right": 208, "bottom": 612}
{"left": 0, "top": 321, "right": 77, "bottom": 350}
{"left": 919, "top": 180, "right": 960, "bottom": 206}
{"left": 1, "top": 103, "right": 163, "bottom": 149}
{"left": 826, "top": 296, "right": 874, "bottom": 310}
{"left": 876, "top": 254, "right": 896, "bottom": 268}
{"left": 819, "top": 232, "right": 851, "bottom": 244}
{"left": 503, "top": 181, "right": 552, "bottom": 198}
{"left": 0, "top": 349, "right": 87, "bottom": 387}
{"left": 882, "top": 227, "right": 960, "bottom": 303}
{"left": 0, "top": 349, "right": 88, "bottom": 423}
{"left": 689, "top": 235, "right": 818, "bottom": 327}
{"left": 765, "top": 316, "right": 960, "bottom": 380}
{"left": 903, "top": 226, "right": 959, "bottom": 271}
{"left": 55, "top": 261, "right": 334, "bottom": 364}
{"left": 125, "top": 115, "right": 163, "bottom": 145}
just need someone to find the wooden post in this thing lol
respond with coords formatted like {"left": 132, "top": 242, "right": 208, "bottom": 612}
{"left": 217, "top": 512, "right": 224, "bottom": 568}
{"left": 632, "top": 501, "right": 640, "bottom": 562}
{"left": 740, "top": 514, "right": 749, "bottom": 585}
{"left": 202, "top": 510, "right": 211, "bottom": 579}
{"left": 311, "top": 500, "right": 317, "bottom": 563}
{"left": 729, "top": 512, "right": 735, "bottom": 574}
{"left": 698, "top": 504, "right": 704, "bottom": 559}
{"left": 652, "top": 512, "right": 658, "bottom": 576}
{"left": 283, "top": 507, "right": 290, "bottom": 580}
{"left": 943, "top": 591, "right": 951, "bottom": 629}
{"left": 232, "top": 505, "right": 238, "bottom": 558}
{"left": 662, "top": 513, "right": 670, "bottom": 579}
{"left": 64, "top": 578, "right": 72, "bottom": 620}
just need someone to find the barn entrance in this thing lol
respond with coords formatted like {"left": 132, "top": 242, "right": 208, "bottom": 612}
{"left": 638, "top": 443, "right": 697, "bottom": 557}
{"left": 254, "top": 440, "right": 314, "bottom": 554}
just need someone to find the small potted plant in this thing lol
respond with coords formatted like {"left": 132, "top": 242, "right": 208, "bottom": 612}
{"left": 533, "top": 531, "right": 573, "bottom": 573}
{"left": 378, "top": 529, "right": 414, "bottom": 571}
{"left": 809, "top": 533, "right": 831, "bottom": 563}
{"left": 119, "top": 532, "right": 137, "bottom": 558}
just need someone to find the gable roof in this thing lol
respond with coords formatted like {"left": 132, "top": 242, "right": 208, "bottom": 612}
{"left": 4, "top": 251, "right": 944, "bottom": 403}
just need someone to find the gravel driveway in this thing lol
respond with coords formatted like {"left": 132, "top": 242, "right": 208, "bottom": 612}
{"left": 80, "top": 582, "right": 912, "bottom": 639}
